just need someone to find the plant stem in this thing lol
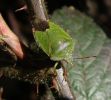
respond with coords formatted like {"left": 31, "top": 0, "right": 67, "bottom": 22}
{"left": 25, "top": 0, "right": 49, "bottom": 31}
{"left": 56, "top": 68, "right": 75, "bottom": 100}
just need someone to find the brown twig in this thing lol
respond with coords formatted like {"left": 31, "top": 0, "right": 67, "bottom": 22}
{"left": 56, "top": 68, "right": 75, "bottom": 100}
{"left": 25, "top": 0, "right": 49, "bottom": 31}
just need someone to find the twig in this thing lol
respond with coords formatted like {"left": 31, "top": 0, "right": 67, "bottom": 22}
{"left": 56, "top": 68, "right": 75, "bottom": 100}
{"left": 15, "top": 5, "right": 27, "bottom": 12}
{"left": 26, "top": 0, "right": 47, "bottom": 21}
{"left": 25, "top": 0, "right": 49, "bottom": 31}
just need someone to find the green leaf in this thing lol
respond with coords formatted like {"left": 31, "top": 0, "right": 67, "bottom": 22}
{"left": 34, "top": 21, "right": 75, "bottom": 63}
{"left": 52, "top": 7, "right": 111, "bottom": 100}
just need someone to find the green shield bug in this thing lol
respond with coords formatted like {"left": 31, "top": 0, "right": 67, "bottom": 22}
{"left": 34, "top": 21, "right": 75, "bottom": 64}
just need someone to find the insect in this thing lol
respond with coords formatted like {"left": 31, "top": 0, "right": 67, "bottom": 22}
{"left": 33, "top": 21, "right": 75, "bottom": 64}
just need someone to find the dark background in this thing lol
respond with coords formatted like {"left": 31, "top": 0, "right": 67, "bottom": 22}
{"left": 46, "top": 0, "right": 111, "bottom": 38}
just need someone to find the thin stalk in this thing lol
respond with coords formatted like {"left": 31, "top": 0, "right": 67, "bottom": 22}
{"left": 25, "top": 0, "right": 49, "bottom": 31}
{"left": 56, "top": 67, "right": 75, "bottom": 100}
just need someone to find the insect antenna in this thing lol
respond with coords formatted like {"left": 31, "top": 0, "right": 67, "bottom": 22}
{"left": 73, "top": 56, "right": 96, "bottom": 59}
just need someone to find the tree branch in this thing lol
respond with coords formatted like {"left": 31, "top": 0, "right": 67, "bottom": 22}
{"left": 25, "top": 0, "right": 49, "bottom": 31}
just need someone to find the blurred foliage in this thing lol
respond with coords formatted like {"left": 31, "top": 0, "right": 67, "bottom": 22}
{"left": 52, "top": 7, "right": 111, "bottom": 100}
